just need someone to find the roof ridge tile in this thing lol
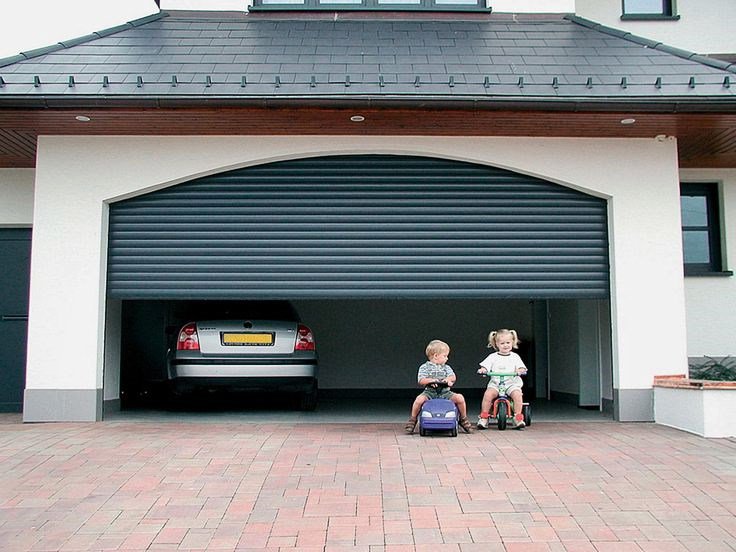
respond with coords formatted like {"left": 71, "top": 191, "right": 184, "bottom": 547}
{"left": 565, "top": 14, "right": 736, "bottom": 75}
{"left": 0, "top": 11, "right": 167, "bottom": 69}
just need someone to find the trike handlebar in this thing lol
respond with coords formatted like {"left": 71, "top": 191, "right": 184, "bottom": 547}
{"left": 478, "top": 370, "right": 527, "bottom": 377}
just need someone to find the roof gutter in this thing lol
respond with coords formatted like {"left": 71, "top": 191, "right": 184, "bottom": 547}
{"left": 1, "top": 94, "right": 735, "bottom": 113}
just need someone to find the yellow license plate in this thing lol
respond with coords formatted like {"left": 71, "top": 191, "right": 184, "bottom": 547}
{"left": 222, "top": 332, "right": 274, "bottom": 346}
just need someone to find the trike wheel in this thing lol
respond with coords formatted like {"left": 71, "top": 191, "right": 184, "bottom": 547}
{"left": 496, "top": 401, "right": 508, "bottom": 430}
{"left": 523, "top": 404, "right": 532, "bottom": 427}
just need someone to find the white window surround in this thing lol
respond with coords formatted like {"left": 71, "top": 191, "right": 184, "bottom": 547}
{"left": 681, "top": 169, "right": 736, "bottom": 358}
{"left": 681, "top": 182, "right": 728, "bottom": 275}
{"left": 622, "top": 0, "right": 675, "bottom": 17}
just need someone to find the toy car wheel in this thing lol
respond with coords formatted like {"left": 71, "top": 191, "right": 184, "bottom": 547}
{"left": 419, "top": 426, "right": 427, "bottom": 436}
{"left": 496, "top": 401, "right": 508, "bottom": 430}
{"left": 451, "top": 425, "right": 458, "bottom": 437}
{"left": 523, "top": 404, "right": 532, "bottom": 427}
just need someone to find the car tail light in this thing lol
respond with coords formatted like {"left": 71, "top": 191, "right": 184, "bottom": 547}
{"left": 176, "top": 322, "right": 200, "bottom": 351}
{"left": 295, "top": 324, "right": 315, "bottom": 351}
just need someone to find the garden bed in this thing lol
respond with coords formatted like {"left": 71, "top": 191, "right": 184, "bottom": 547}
{"left": 653, "top": 374, "right": 736, "bottom": 438}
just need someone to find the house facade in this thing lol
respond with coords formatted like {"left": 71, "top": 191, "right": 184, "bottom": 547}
{"left": 0, "top": 0, "right": 734, "bottom": 424}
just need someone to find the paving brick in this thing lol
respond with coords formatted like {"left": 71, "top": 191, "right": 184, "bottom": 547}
{"left": 0, "top": 419, "right": 735, "bottom": 552}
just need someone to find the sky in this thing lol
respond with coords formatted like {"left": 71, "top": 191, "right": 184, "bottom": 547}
{"left": 0, "top": 0, "right": 158, "bottom": 59}
{"left": 0, "top": 0, "right": 576, "bottom": 60}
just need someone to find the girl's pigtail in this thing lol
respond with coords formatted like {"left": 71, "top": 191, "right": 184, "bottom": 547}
{"left": 510, "top": 329, "right": 520, "bottom": 349}
{"left": 487, "top": 331, "right": 498, "bottom": 349}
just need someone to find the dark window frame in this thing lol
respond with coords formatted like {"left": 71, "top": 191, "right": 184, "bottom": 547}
{"left": 621, "top": 0, "right": 679, "bottom": 20}
{"left": 681, "top": 182, "right": 730, "bottom": 276}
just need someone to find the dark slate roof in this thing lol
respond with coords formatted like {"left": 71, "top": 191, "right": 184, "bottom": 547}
{"left": 0, "top": 10, "right": 734, "bottom": 103}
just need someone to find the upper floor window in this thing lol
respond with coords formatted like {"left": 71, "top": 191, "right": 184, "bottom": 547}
{"left": 681, "top": 183, "right": 728, "bottom": 275}
{"left": 622, "top": 0, "right": 678, "bottom": 19}
{"left": 250, "top": 0, "right": 488, "bottom": 10}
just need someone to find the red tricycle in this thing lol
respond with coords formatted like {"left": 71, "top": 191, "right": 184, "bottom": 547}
{"left": 479, "top": 372, "right": 532, "bottom": 430}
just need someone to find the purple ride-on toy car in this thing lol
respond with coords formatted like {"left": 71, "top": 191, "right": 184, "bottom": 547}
{"left": 418, "top": 398, "right": 459, "bottom": 437}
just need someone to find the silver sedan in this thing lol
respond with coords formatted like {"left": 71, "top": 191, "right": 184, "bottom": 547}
{"left": 167, "top": 315, "right": 318, "bottom": 410}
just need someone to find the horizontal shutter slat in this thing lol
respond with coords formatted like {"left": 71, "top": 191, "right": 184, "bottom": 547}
{"left": 108, "top": 155, "right": 609, "bottom": 299}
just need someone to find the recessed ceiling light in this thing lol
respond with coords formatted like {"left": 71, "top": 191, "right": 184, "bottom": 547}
{"left": 75, "top": 115, "right": 91, "bottom": 122}
{"left": 620, "top": 118, "right": 636, "bottom": 125}
{"left": 350, "top": 115, "right": 365, "bottom": 122}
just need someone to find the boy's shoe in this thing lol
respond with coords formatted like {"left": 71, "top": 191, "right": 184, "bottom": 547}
{"left": 512, "top": 413, "right": 526, "bottom": 429}
{"left": 477, "top": 416, "right": 489, "bottom": 430}
{"left": 404, "top": 417, "right": 417, "bottom": 434}
{"left": 459, "top": 417, "right": 473, "bottom": 433}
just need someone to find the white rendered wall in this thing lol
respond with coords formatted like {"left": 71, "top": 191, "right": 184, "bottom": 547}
{"left": 25, "top": 135, "right": 687, "bottom": 407}
{"left": 160, "top": 0, "right": 252, "bottom": 10}
{"left": 575, "top": 0, "right": 736, "bottom": 55}
{"left": 103, "top": 299, "right": 122, "bottom": 402}
{"left": 681, "top": 169, "right": 736, "bottom": 358}
{"left": 0, "top": 169, "right": 34, "bottom": 227}
{"left": 599, "top": 300, "right": 614, "bottom": 402}
{"left": 578, "top": 301, "right": 601, "bottom": 407}
{"left": 490, "top": 0, "right": 574, "bottom": 13}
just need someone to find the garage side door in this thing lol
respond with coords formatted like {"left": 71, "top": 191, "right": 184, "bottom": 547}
{"left": 0, "top": 228, "right": 31, "bottom": 412}
{"left": 107, "top": 155, "right": 609, "bottom": 299}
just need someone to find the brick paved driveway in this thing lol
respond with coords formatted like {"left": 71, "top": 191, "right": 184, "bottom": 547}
{"left": 0, "top": 415, "right": 734, "bottom": 551}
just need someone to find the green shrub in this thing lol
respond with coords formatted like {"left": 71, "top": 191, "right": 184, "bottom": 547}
{"left": 689, "top": 356, "right": 736, "bottom": 382}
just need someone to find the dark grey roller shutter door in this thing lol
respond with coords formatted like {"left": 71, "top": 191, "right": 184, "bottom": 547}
{"left": 108, "top": 155, "right": 609, "bottom": 299}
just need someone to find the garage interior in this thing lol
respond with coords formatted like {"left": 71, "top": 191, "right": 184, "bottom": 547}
{"left": 113, "top": 297, "right": 613, "bottom": 422}
{"left": 106, "top": 154, "right": 614, "bottom": 422}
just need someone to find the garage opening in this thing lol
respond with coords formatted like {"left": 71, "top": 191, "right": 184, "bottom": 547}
{"left": 106, "top": 155, "right": 612, "bottom": 418}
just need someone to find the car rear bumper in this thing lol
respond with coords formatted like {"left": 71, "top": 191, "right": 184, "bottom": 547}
{"left": 170, "top": 358, "right": 316, "bottom": 378}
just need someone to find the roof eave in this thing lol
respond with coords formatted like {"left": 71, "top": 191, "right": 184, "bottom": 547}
{"left": 1, "top": 94, "right": 735, "bottom": 113}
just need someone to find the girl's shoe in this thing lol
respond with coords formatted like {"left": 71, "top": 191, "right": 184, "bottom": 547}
{"left": 477, "top": 416, "right": 489, "bottom": 430}
{"left": 404, "top": 417, "right": 417, "bottom": 434}
{"left": 512, "top": 413, "right": 526, "bottom": 429}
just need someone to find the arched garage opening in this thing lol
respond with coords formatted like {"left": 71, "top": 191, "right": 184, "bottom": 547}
{"left": 106, "top": 155, "right": 612, "bottom": 417}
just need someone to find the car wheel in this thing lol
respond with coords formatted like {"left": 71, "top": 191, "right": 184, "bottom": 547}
{"left": 164, "top": 383, "right": 186, "bottom": 411}
{"left": 299, "top": 383, "right": 318, "bottom": 411}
